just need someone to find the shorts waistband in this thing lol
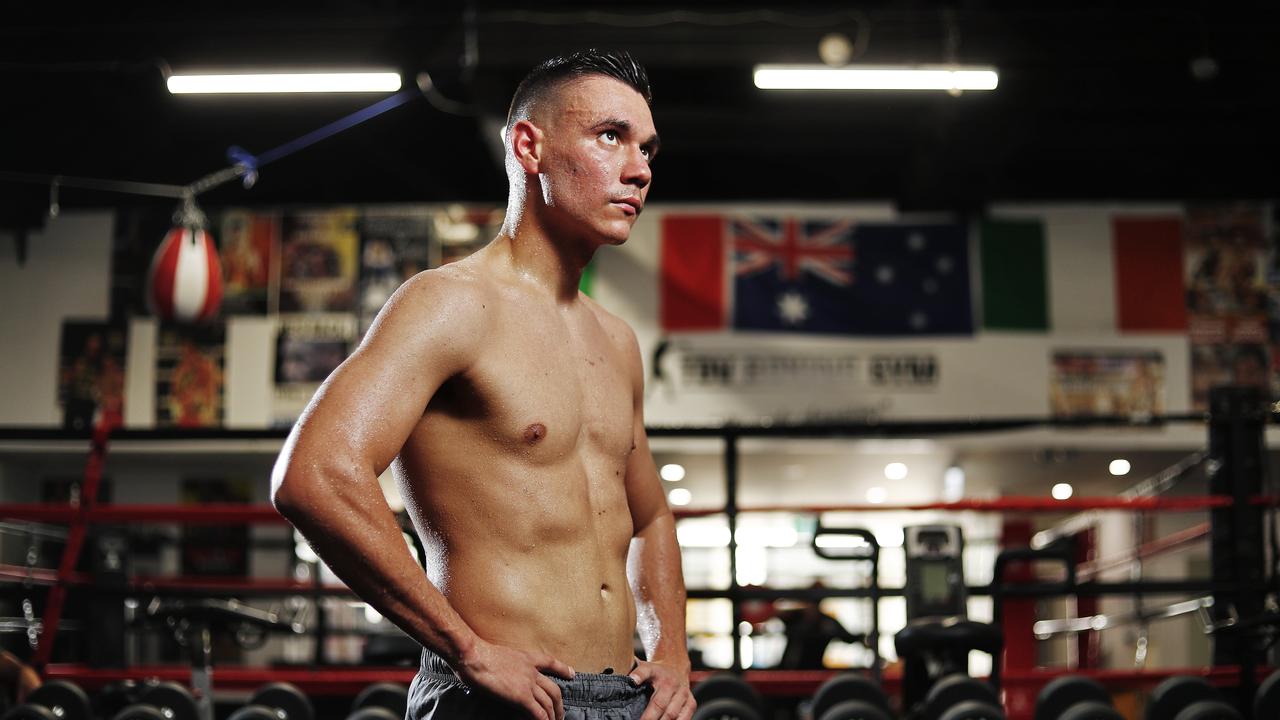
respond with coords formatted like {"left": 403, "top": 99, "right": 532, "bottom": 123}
{"left": 418, "top": 648, "right": 648, "bottom": 706}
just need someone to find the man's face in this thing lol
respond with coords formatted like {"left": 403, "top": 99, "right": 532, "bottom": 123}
{"left": 536, "top": 75, "right": 659, "bottom": 246}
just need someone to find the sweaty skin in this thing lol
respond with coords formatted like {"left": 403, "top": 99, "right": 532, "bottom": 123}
{"left": 272, "top": 74, "right": 692, "bottom": 720}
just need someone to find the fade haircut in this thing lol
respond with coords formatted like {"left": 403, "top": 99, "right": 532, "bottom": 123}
{"left": 505, "top": 49, "right": 652, "bottom": 132}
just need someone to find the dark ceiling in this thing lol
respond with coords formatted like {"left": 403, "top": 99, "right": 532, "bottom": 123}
{"left": 3, "top": 2, "right": 1278, "bottom": 226}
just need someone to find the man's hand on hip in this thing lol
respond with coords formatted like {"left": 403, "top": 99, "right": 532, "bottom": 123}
{"left": 454, "top": 638, "right": 575, "bottom": 720}
{"left": 629, "top": 658, "right": 695, "bottom": 720}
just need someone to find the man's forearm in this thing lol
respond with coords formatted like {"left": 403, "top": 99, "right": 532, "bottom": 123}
{"left": 627, "top": 511, "right": 690, "bottom": 669}
{"left": 274, "top": 469, "right": 476, "bottom": 665}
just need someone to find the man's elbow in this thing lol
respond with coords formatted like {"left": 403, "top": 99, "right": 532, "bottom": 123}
{"left": 270, "top": 458, "right": 321, "bottom": 521}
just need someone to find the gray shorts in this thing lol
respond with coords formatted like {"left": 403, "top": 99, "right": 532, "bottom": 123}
{"left": 407, "top": 648, "right": 652, "bottom": 720}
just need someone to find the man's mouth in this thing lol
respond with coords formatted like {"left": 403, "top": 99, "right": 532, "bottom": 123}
{"left": 612, "top": 198, "right": 642, "bottom": 216}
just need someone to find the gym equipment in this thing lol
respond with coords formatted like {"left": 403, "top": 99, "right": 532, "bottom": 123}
{"left": 1170, "top": 702, "right": 1242, "bottom": 720}
{"left": 110, "top": 682, "right": 199, "bottom": 720}
{"left": 690, "top": 698, "right": 762, "bottom": 720}
{"left": 810, "top": 524, "right": 882, "bottom": 680}
{"left": 691, "top": 673, "right": 763, "bottom": 720}
{"left": 139, "top": 682, "right": 200, "bottom": 720}
{"left": 923, "top": 675, "right": 998, "bottom": 720}
{"left": 1, "top": 681, "right": 91, "bottom": 720}
{"left": 1254, "top": 669, "right": 1280, "bottom": 720}
{"left": 816, "top": 700, "right": 892, "bottom": 720}
{"left": 228, "top": 683, "right": 315, "bottom": 720}
{"left": 1035, "top": 676, "right": 1114, "bottom": 720}
{"left": 936, "top": 700, "right": 1004, "bottom": 720}
{"left": 810, "top": 673, "right": 891, "bottom": 720}
{"left": 895, "top": 525, "right": 1002, "bottom": 718}
{"left": 348, "top": 683, "right": 408, "bottom": 720}
{"left": 903, "top": 527, "right": 966, "bottom": 619}
{"left": 1055, "top": 702, "right": 1122, "bottom": 720}
{"left": 1145, "top": 676, "right": 1221, "bottom": 720}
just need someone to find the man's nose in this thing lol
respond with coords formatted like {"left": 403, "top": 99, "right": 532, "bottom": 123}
{"left": 622, "top": 146, "right": 651, "bottom": 189}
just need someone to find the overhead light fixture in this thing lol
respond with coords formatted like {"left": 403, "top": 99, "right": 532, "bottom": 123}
{"left": 668, "top": 488, "right": 692, "bottom": 506}
{"left": 167, "top": 71, "right": 402, "bottom": 95}
{"left": 660, "top": 463, "right": 686, "bottom": 482}
{"left": 754, "top": 64, "right": 998, "bottom": 92}
{"left": 1052, "top": 483, "right": 1074, "bottom": 501}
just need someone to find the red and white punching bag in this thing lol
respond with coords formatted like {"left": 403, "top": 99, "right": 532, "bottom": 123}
{"left": 147, "top": 224, "right": 223, "bottom": 323}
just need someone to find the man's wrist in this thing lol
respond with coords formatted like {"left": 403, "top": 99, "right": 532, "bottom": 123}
{"left": 440, "top": 627, "right": 480, "bottom": 669}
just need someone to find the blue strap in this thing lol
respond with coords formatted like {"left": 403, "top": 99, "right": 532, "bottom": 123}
{"left": 225, "top": 87, "right": 420, "bottom": 181}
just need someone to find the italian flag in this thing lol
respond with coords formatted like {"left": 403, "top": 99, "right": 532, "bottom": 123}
{"left": 979, "top": 209, "right": 1187, "bottom": 333}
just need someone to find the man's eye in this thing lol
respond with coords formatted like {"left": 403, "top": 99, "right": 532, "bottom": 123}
{"left": 601, "top": 130, "right": 619, "bottom": 143}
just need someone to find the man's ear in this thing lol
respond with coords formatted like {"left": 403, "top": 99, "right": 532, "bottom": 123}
{"left": 509, "top": 119, "right": 544, "bottom": 173}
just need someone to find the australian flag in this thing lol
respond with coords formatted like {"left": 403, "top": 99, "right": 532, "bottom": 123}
{"left": 730, "top": 218, "right": 973, "bottom": 335}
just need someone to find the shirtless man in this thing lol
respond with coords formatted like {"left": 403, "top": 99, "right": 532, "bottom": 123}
{"left": 271, "top": 50, "right": 694, "bottom": 720}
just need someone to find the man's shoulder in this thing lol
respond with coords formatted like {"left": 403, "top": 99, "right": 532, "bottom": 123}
{"left": 366, "top": 264, "right": 496, "bottom": 344}
{"left": 580, "top": 293, "right": 639, "bottom": 349}
{"left": 393, "top": 264, "right": 494, "bottom": 312}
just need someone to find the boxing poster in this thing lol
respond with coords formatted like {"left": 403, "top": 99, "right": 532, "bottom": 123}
{"left": 155, "top": 324, "right": 225, "bottom": 428}
{"left": 1049, "top": 350, "right": 1165, "bottom": 418}
{"left": 58, "top": 320, "right": 128, "bottom": 431}
{"left": 434, "top": 206, "right": 501, "bottom": 266}
{"left": 218, "top": 209, "right": 280, "bottom": 315}
{"left": 273, "top": 313, "right": 358, "bottom": 425}
{"left": 279, "top": 208, "right": 360, "bottom": 313}
{"left": 1184, "top": 204, "right": 1269, "bottom": 410}
{"left": 358, "top": 209, "right": 433, "bottom": 336}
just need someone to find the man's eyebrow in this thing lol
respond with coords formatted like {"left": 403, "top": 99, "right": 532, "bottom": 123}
{"left": 589, "top": 118, "right": 661, "bottom": 155}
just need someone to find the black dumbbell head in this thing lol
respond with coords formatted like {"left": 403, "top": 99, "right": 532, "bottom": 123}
{"left": 3, "top": 705, "right": 58, "bottom": 720}
{"left": 926, "top": 675, "right": 999, "bottom": 720}
{"left": 1254, "top": 670, "right": 1280, "bottom": 720}
{"left": 345, "top": 709, "right": 399, "bottom": 720}
{"left": 28, "top": 681, "right": 91, "bottom": 720}
{"left": 1171, "top": 700, "right": 1243, "bottom": 720}
{"left": 690, "top": 697, "right": 762, "bottom": 720}
{"left": 817, "top": 699, "right": 893, "bottom": 720}
{"left": 1146, "top": 677, "right": 1219, "bottom": 720}
{"left": 692, "top": 673, "right": 763, "bottom": 713}
{"left": 811, "top": 673, "right": 891, "bottom": 720}
{"left": 250, "top": 683, "right": 314, "bottom": 720}
{"left": 139, "top": 682, "right": 198, "bottom": 720}
{"left": 1058, "top": 701, "right": 1124, "bottom": 720}
{"left": 111, "top": 705, "right": 168, "bottom": 720}
{"left": 1036, "top": 676, "right": 1111, "bottom": 720}
{"left": 227, "top": 706, "right": 278, "bottom": 720}
{"left": 350, "top": 684, "right": 408, "bottom": 717}
{"left": 938, "top": 700, "right": 1006, "bottom": 720}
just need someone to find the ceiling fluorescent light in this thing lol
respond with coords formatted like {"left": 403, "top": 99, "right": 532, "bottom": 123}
{"left": 754, "top": 64, "right": 998, "bottom": 92}
{"left": 167, "top": 71, "right": 402, "bottom": 94}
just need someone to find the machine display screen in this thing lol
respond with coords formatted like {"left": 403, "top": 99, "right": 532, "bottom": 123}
{"left": 921, "top": 561, "right": 953, "bottom": 605}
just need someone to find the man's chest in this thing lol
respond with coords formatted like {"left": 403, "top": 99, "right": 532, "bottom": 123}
{"left": 441, "top": 310, "right": 636, "bottom": 463}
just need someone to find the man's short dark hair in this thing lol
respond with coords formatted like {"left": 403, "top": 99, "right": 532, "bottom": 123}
{"left": 506, "top": 49, "right": 651, "bottom": 130}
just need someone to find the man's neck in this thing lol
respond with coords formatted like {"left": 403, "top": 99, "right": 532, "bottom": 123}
{"left": 496, "top": 209, "right": 595, "bottom": 304}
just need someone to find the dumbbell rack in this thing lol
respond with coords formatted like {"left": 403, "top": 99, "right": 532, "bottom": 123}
{"left": 1, "top": 389, "right": 1277, "bottom": 719}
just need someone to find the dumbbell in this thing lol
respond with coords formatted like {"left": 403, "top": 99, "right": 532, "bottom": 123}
{"left": 691, "top": 673, "right": 764, "bottom": 720}
{"left": 347, "top": 683, "right": 408, "bottom": 720}
{"left": 923, "top": 675, "right": 1002, "bottom": 720}
{"left": 1036, "top": 676, "right": 1121, "bottom": 720}
{"left": 2, "top": 681, "right": 91, "bottom": 720}
{"left": 810, "top": 673, "right": 892, "bottom": 720}
{"left": 111, "top": 681, "right": 199, "bottom": 720}
{"left": 228, "top": 683, "right": 316, "bottom": 720}
{"left": 1145, "top": 676, "right": 1241, "bottom": 720}
{"left": 1255, "top": 670, "right": 1280, "bottom": 720}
